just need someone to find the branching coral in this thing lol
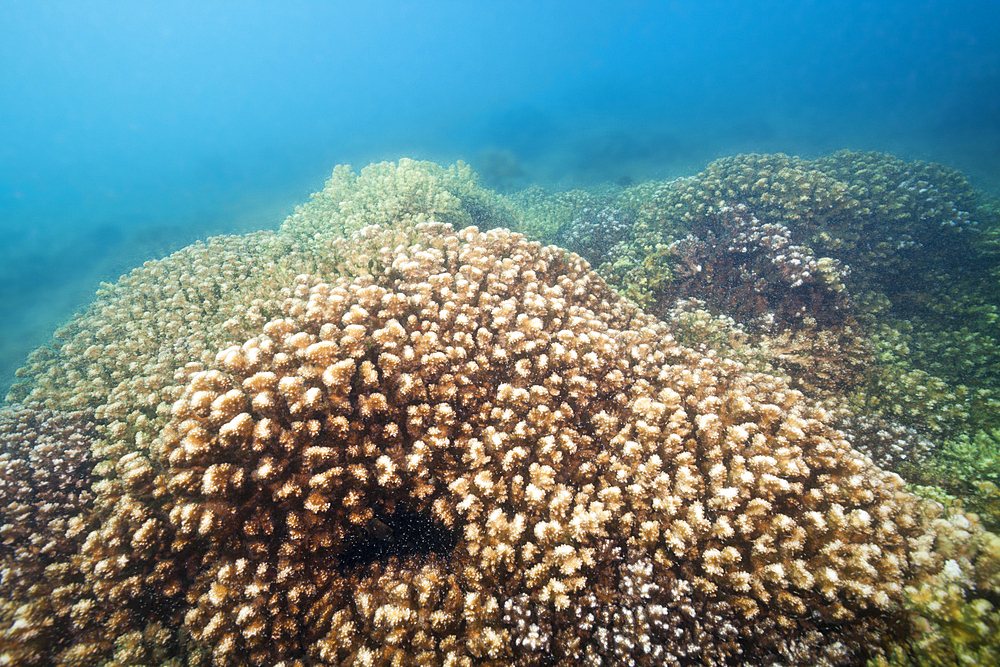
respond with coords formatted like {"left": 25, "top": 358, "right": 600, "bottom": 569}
{"left": 833, "top": 412, "right": 935, "bottom": 474}
{"left": 584, "top": 151, "right": 1000, "bottom": 452}
{"left": 872, "top": 504, "right": 1000, "bottom": 667}
{"left": 281, "top": 158, "right": 518, "bottom": 243}
{"left": 59, "top": 222, "right": 953, "bottom": 666}
{"left": 908, "top": 428, "right": 1000, "bottom": 530}
{"left": 2, "top": 158, "right": 524, "bottom": 667}
{"left": 558, "top": 205, "right": 634, "bottom": 267}
{"left": 3, "top": 155, "right": 1000, "bottom": 667}
{"left": 666, "top": 203, "right": 851, "bottom": 327}
{"left": 6, "top": 232, "right": 305, "bottom": 412}
{"left": 0, "top": 403, "right": 100, "bottom": 664}
{"left": 603, "top": 153, "right": 862, "bottom": 307}
{"left": 7, "top": 159, "right": 518, "bottom": 416}
{"left": 501, "top": 185, "right": 609, "bottom": 250}
{"left": 0, "top": 404, "right": 95, "bottom": 592}
{"left": 852, "top": 330, "right": 995, "bottom": 440}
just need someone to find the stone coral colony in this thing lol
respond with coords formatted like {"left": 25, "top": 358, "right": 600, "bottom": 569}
{"left": 156, "top": 224, "right": 910, "bottom": 667}
{"left": 1, "top": 158, "right": 999, "bottom": 667}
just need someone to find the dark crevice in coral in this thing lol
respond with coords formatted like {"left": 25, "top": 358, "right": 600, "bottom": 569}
{"left": 125, "top": 588, "right": 188, "bottom": 631}
{"left": 336, "top": 504, "right": 457, "bottom": 571}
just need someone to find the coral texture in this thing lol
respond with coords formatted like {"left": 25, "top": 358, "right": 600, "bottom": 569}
{"left": 590, "top": 151, "right": 1000, "bottom": 458}
{"left": 912, "top": 428, "right": 1000, "bottom": 530}
{"left": 558, "top": 205, "right": 634, "bottom": 268}
{"left": 0, "top": 403, "right": 98, "bottom": 664}
{"left": 0, "top": 404, "right": 95, "bottom": 593}
{"left": 280, "top": 158, "right": 517, "bottom": 244}
{"left": 78, "top": 223, "right": 929, "bottom": 666}
{"left": 873, "top": 504, "right": 1000, "bottom": 667}
{"left": 2, "top": 156, "right": 999, "bottom": 667}
{"left": 2, "top": 158, "right": 521, "bottom": 666}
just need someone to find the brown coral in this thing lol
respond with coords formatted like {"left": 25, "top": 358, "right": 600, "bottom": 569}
{"left": 76, "top": 223, "right": 922, "bottom": 666}
{"left": 657, "top": 203, "right": 852, "bottom": 329}
{"left": 5, "top": 155, "right": 997, "bottom": 666}
{"left": 0, "top": 403, "right": 100, "bottom": 664}
{"left": 0, "top": 404, "right": 95, "bottom": 593}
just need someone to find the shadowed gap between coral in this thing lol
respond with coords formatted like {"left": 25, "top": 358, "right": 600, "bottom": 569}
{"left": 336, "top": 504, "right": 457, "bottom": 572}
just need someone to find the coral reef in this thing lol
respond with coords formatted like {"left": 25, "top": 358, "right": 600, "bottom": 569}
{"left": 558, "top": 205, "right": 634, "bottom": 268}
{"left": 833, "top": 413, "right": 935, "bottom": 474}
{"left": 907, "top": 428, "right": 1000, "bottom": 530}
{"left": 636, "top": 201, "right": 852, "bottom": 328}
{"left": 281, "top": 158, "right": 518, "bottom": 244}
{"left": 1, "top": 158, "right": 523, "bottom": 665}
{"left": 872, "top": 504, "right": 1000, "bottom": 667}
{"left": 0, "top": 403, "right": 99, "bottom": 664}
{"left": 811, "top": 151, "right": 984, "bottom": 297}
{"left": 76, "top": 223, "right": 924, "bottom": 665}
{"left": 592, "top": 151, "right": 1000, "bottom": 451}
{"left": 658, "top": 299, "right": 755, "bottom": 363}
{"left": 8, "top": 159, "right": 516, "bottom": 415}
{"left": 502, "top": 185, "right": 610, "bottom": 253}
{"left": 2, "top": 155, "right": 999, "bottom": 666}
{"left": 602, "top": 153, "right": 861, "bottom": 316}
{"left": 7, "top": 232, "right": 304, "bottom": 412}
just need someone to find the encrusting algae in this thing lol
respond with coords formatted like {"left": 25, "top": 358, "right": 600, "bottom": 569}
{"left": 1, "top": 155, "right": 999, "bottom": 666}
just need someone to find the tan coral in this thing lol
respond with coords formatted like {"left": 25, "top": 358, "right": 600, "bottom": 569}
{"left": 6, "top": 155, "right": 998, "bottom": 666}
{"left": 92, "top": 223, "right": 922, "bottom": 666}
{"left": 0, "top": 403, "right": 103, "bottom": 664}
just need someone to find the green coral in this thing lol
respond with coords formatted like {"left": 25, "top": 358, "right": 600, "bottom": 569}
{"left": 282, "top": 158, "right": 518, "bottom": 243}
{"left": 658, "top": 298, "right": 755, "bottom": 360}
{"left": 870, "top": 506, "right": 1000, "bottom": 667}
{"left": 919, "top": 429, "right": 1000, "bottom": 530}
{"left": 558, "top": 152, "right": 1000, "bottom": 439}
{"left": 874, "top": 585, "right": 1000, "bottom": 667}
{"left": 850, "top": 320, "right": 1000, "bottom": 440}
{"left": 599, "top": 151, "right": 994, "bottom": 323}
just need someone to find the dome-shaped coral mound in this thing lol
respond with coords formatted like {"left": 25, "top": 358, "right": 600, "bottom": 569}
{"left": 116, "top": 223, "right": 918, "bottom": 666}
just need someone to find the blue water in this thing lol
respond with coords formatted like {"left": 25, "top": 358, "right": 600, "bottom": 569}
{"left": 2, "top": 0, "right": 999, "bottom": 395}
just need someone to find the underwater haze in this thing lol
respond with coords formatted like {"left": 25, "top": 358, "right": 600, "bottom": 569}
{"left": 2, "top": 0, "right": 999, "bottom": 394}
